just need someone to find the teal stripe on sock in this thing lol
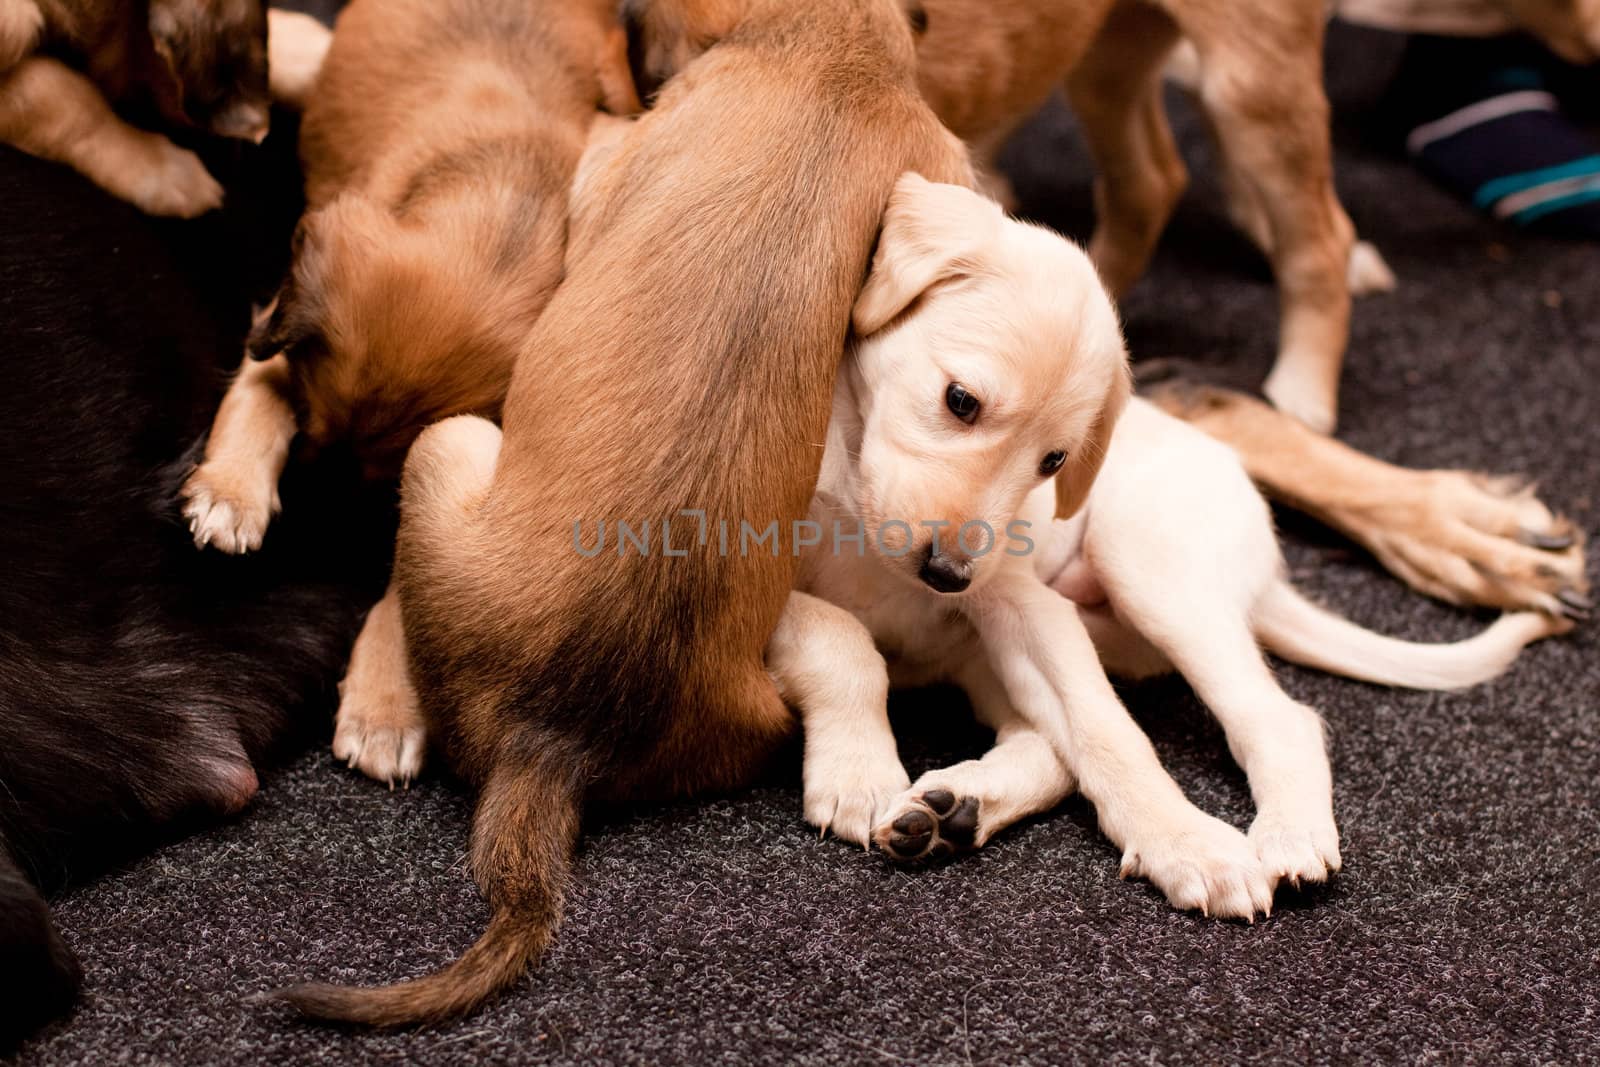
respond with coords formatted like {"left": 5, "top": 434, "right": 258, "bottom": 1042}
{"left": 1476, "top": 155, "right": 1600, "bottom": 209}
{"left": 1512, "top": 183, "right": 1600, "bottom": 225}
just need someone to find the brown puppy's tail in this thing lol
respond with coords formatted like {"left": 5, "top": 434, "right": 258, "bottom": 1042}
{"left": 273, "top": 740, "right": 583, "bottom": 1026}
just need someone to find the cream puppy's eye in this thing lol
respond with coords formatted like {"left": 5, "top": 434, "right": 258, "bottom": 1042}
{"left": 945, "top": 382, "right": 979, "bottom": 423}
{"left": 1039, "top": 451, "right": 1067, "bottom": 476}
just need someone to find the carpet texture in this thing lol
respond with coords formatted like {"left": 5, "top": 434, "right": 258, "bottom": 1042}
{"left": 12, "top": 21, "right": 1600, "bottom": 1066}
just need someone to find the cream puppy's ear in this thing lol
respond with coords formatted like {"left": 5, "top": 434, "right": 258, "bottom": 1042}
{"left": 853, "top": 173, "right": 1004, "bottom": 337}
{"left": 1054, "top": 372, "right": 1129, "bottom": 520}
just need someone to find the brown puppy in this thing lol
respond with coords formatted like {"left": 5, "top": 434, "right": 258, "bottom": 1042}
{"left": 179, "top": 0, "right": 637, "bottom": 777}
{"left": 0, "top": 0, "right": 274, "bottom": 216}
{"left": 273, "top": 0, "right": 976, "bottom": 1027}
{"left": 910, "top": 0, "right": 1358, "bottom": 433}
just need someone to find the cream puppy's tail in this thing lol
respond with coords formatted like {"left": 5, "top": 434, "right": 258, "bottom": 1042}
{"left": 1253, "top": 581, "right": 1568, "bottom": 691}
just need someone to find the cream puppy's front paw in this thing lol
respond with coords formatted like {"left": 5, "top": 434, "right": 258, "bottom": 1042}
{"left": 1120, "top": 813, "right": 1275, "bottom": 921}
{"left": 1250, "top": 811, "right": 1342, "bottom": 890}
{"left": 333, "top": 679, "right": 427, "bottom": 788}
{"left": 180, "top": 459, "right": 279, "bottom": 553}
{"left": 129, "top": 137, "right": 224, "bottom": 218}
{"left": 804, "top": 755, "right": 909, "bottom": 848}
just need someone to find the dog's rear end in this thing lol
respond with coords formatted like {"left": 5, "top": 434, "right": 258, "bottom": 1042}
{"left": 275, "top": 0, "right": 974, "bottom": 1026}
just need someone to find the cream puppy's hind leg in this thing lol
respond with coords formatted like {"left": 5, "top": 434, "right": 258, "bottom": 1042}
{"left": 181, "top": 351, "right": 296, "bottom": 553}
{"left": 874, "top": 659, "right": 1075, "bottom": 861}
{"left": 1083, "top": 405, "right": 1340, "bottom": 887}
{"left": 334, "top": 582, "right": 427, "bottom": 787}
{"left": 770, "top": 592, "right": 909, "bottom": 848}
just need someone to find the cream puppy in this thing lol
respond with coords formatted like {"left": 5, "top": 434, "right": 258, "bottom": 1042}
{"left": 769, "top": 175, "right": 1568, "bottom": 919}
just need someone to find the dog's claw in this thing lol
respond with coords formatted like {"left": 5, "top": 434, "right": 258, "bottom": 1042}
{"left": 1520, "top": 529, "right": 1576, "bottom": 551}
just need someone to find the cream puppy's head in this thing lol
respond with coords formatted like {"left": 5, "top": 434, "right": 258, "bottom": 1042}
{"left": 840, "top": 174, "right": 1129, "bottom": 595}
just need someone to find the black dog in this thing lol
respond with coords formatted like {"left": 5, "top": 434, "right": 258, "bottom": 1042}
{"left": 0, "top": 84, "right": 389, "bottom": 1049}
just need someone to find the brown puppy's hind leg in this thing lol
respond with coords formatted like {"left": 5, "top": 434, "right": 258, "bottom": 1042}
{"left": 1065, "top": 3, "right": 1186, "bottom": 299}
{"left": 1147, "top": 382, "right": 1590, "bottom": 616}
{"left": 0, "top": 56, "right": 223, "bottom": 217}
{"left": 334, "top": 582, "right": 428, "bottom": 787}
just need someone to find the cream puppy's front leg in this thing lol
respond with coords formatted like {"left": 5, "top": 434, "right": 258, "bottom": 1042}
{"left": 769, "top": 591, "right": 909, "bottom": 847}
{"left": 181, "top": 351, "right": 296, "bottom": 553}
{"left": 971, "top": 570, "right": 1273, "bottom": 920}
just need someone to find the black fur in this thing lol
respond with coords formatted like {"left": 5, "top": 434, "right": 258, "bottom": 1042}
{"left": 0, "top": 102, "right": 392, "bottom": 1051}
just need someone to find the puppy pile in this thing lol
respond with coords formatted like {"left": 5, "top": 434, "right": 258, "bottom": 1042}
{"left": 2, "top": 0, "right": 1592, "bottom": 1044}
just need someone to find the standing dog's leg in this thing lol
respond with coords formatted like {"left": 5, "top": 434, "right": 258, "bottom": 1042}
{"left": 334, "top": 581, "right": 428, "bottom": 787}
{"left": 1146, "top": 382, "right": 1590, "bottom": 616}
{"left": 971, "top": 572, "right": 1273, "bottom": 920}
{"left": 874, "top": 658, "right": 1075, "bottom": 860}
{"left": 181, "top": 351, "right": 297, "bottom": 553}
{"left": 1178, "top": 6, "right": 1353, "bottom": 433}
{"left": 1064, "top": 3, "right": 1186, "bottom": 300}
{"left": 0, "top": 56, "right": 223, "bottom": 217}
{"left": 769, "top": 591, "right": 908, "bottom": 847}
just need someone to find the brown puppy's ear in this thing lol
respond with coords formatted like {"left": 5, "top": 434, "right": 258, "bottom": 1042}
{"left": 1054, "top": 366, "right": 1131, "bottom": 520}
{"left": 247, "top": 221, "right": 324, "bottom": 361}
{"left": 852, "top": 173, "right": 1003, "bottom": 338}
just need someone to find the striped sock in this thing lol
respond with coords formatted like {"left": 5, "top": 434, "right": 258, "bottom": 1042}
{"left": 1396, "top": 38, "right": 1600, "bottom": 239}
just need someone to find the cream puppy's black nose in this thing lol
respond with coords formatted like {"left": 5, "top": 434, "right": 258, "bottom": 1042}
{"left": 919, "top": 548, "right": 972, "bottom": 593}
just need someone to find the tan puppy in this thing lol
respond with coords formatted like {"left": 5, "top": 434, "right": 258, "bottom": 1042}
{"left": 0, "top": 0, "right": 282, "bottom": 216}
{"left": 178, "top": 0, "right": 637, "bottom": 779}
{"left": 272, "top": 0, "right": 978, "bottom": 1028}
{"left": 908, "top": 0, "right": 1360, "bottom": 432}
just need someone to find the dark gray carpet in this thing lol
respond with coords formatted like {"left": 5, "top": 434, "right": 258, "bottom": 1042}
{"left": 16, "top": 23, "right": 1600, "bottom": 1066}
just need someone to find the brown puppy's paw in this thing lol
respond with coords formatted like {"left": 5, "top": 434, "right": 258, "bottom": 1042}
{"left": 1361, "top": 471, "right": 1590, "bottom": 618}
{"left": 332, "top": 682, "right": 426, "bottom": 788}
{"left": 128, "top": 136, "right": 224, "bottom": 218}
{"left": 0, "top": 1, "right": 44, "bottom": 70}
{"left": 873, "top": 789, "right": 980, "bottom": 862}
{"left": 180, "top": 460, "right": 278, "bottom": 553}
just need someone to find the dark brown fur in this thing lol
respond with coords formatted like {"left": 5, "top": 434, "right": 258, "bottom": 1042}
{"left": 0, "top": 0, "right": 268, "bottom": 218}
{"left": 3, "top": 0, "right": 268, "bottom": 136}
{"left": 277, "top": 0, "right": 974, "bottom": 1026}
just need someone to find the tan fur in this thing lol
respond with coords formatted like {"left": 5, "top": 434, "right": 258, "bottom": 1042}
{"left": 1149, "top": 382, "right": 1591, "bottom": 615}
{"left": 0, "top": 0, "right": 270, "bottom": 215}
{"left": 274, "top": 0, "right": 974, "bottom": 1028}
{"left": 183, "top": 0, "right": 634, "bottom": 529}
{"left": 913, "top": 0, "right": 1357, "bottom": 431}
{"left": 183, "top": 0, "right": 640, "bottom": 790}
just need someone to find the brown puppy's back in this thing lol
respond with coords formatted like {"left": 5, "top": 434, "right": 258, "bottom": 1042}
{"left": 281, "top": 0, "right": 972, "bottom": 1026}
